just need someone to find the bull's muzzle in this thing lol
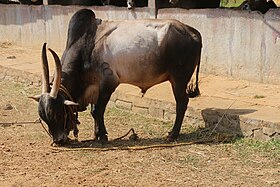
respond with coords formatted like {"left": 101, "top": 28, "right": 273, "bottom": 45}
{"left": 52, "top": 132, "right": 69, "bottom": 145}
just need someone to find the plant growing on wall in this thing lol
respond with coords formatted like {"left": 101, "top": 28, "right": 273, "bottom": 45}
{"left": 220, "top": 0, "right": 246, "bottom": 7}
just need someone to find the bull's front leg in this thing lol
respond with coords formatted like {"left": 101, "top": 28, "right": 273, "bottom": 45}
{"left": 90, "top": 83, "right": 119, "bottom": 143}
{"left": 91, "top": 64, "right": 119, "bottom": 143}
{"left": 91, "top": 98, "right": 109, "bottom": 143}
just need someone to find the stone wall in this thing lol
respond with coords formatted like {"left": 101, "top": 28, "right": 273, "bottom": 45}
{"left": 0, "top": 5, "right": 279, "bottom": 83}
{"left": 0, "top": 5, "right": 155, "bottom": 50}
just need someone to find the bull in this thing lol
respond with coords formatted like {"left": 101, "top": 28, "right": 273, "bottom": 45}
{"left": 31, "top": 9, "right": 202, "bottom": 145}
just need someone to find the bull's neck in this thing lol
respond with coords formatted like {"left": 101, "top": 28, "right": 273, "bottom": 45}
{"left": 60, "top": 72, "right": 81, "bottom": 102}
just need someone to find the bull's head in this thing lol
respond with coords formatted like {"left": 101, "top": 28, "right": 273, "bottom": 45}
{"left": 30, "top": 43, "right": 78, "bottom": 145}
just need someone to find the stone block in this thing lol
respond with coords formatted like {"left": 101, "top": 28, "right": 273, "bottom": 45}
{"left": 115, "top": 100, "right": 132, "bottom": 111}
{"left": 116, "top": 92, "right": 135, "bottom": 103}
{"left": 253, "top": 129, "right": 271, "bottom": 141}
{"left": 271, "top": 133, "right": 280, "bottom": 140}
{"left": 110, "top": 91, "right": 119, "bottom": 102}
{"left": 164, "top": 110, "right": 176, "bottom": 121}
{"left": 263, "top": 127, "right": 279, "bottom": 136}
{"left": 149, "top": 106, "right": 164, "bottom": 119}
{"left": 107, "top": 100, "right": 116, "bottom": 108}
{"left": 132, "top": 106, "right": 148, "bottom": 115}
{"left": 239, "top": 122, "right": 254, "bottom": 137}
{"left": 133, "top": 96, "right": 152, "bottom": 108}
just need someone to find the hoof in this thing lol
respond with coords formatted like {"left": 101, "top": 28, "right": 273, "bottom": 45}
{"left": 166, "top": 136, "right": 176, "bottom": 142}
{"left": 99, "top": 135, "right": 108, "bottom": 144}
{"left": 129, "top": 133, "right": 139, "bottom": 141}
{"left": 167, "top": 132, "right": 178, "bottom": 142}
{"left": 93, "top": 133, "right": 108, "bottom": 144}
{"left": 92, "top": 135, "right": 98, "bottom": 141}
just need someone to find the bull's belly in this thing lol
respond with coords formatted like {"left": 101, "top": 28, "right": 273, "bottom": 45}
{"left": 99, "top": 22, "right": 171, "bottom": 90}
{"left": 118, "top": 70, "right": 169, "bottom": 92}
{"left": 107, "top": 53, "right": 168, "bottom": 91}
{"left": 101, "top": 52, "right": 168, "bottom": 90}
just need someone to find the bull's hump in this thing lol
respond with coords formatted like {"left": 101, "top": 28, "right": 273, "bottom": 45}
{"left": 104, "top": 21, "right": 171, "bottom": 47}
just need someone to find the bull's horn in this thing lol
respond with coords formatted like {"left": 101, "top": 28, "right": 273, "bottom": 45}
{"left": 48, "top": 48, "right": 62, "bottom": 99}
{"left": 41, "top": 43, "right": 50, "bottom": 94}
{"left": 64, "top": 100, "right": 79, "bottom": 106}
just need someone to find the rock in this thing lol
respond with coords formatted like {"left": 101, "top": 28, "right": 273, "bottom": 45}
{"left": 3, "top": 104, "right": 13, "bottom": 110}
{"left": 7, "top": 55, "right": 16, "bottom": 59}
{"left": 253, "top": 129, "right": 271, "bottom": 141}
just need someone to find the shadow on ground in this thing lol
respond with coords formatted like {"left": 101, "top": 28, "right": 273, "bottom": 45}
{"left": 54, "top": 136, "right": 215, "bottom": 151}
{"left": 52, "top": 108, "right": 258, "bottom": 150}
{"left": 201, "top": 108, "right": 257, "bottom": 137}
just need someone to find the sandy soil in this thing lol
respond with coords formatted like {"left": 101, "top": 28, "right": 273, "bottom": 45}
{"left": 0, "top": 42, "right": 279, "bottom": 187}
{"left": 0, "top": 76, "right": 279, "bottom": 187}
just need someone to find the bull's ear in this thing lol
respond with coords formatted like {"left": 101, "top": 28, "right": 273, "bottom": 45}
{"left": 64, "top": 100, "right": 79, "bottom": 106}
{"left": 28, "top": 95, "right": 41, "bottom": 102}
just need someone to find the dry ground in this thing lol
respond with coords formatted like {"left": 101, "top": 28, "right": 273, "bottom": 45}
{"left": 0, "top": 42, "right": 279, "bottom": 187}
{"left": 0, "top": 78, "right": 279, "bottom": 187}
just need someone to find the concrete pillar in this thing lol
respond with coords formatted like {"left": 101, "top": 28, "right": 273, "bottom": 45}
{"left": 148, "top": 0, "right": 156, "bottom": 8}
{"left": 43, "top": 0, "right": 53, "bottom": 5}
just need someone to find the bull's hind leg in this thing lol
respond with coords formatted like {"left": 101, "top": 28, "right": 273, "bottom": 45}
{"left": 168, "top": 80, "right": 189, "bottom": 141}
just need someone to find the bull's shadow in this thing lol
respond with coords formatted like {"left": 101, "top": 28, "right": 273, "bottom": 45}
{"left": 58, "top": 107, "right": 256, "bottom": 149}
{"left": 57, "top": 134, "right": 212, "bottom": 150}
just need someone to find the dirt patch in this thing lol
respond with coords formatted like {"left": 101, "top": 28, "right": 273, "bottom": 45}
{"left": 0, "top": 79, "right": 279, "bottom": 187}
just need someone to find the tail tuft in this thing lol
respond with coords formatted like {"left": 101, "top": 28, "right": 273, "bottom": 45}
{"left": 187, "top": 48, "right": 201, "bottom": 99}
{"left": 187, "top": 82, "right": 200, "bottom": 98}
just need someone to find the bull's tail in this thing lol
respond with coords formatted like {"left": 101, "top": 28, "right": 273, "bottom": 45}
{"left": 187, "top": 54, "right": 201, "bottom": 98}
